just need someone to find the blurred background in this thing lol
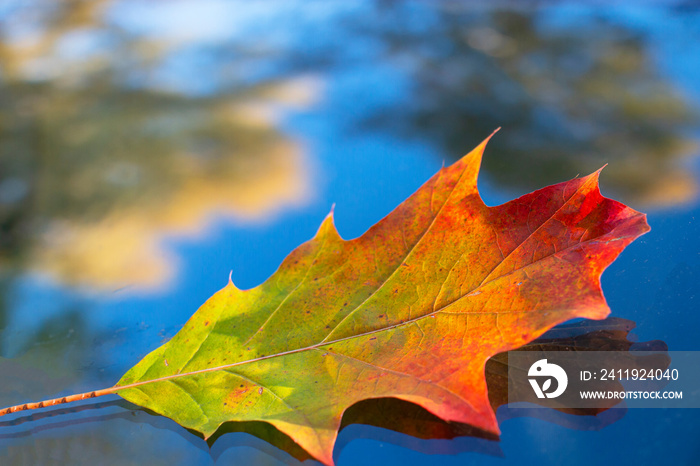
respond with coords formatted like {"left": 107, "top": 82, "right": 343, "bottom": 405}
{"left": 0, "top": 1, "right": 698, "bottom": 465}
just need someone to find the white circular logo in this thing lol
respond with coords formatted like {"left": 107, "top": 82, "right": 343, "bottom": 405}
{"left": 528, "top": 359, "right": 568, "bottom": 398}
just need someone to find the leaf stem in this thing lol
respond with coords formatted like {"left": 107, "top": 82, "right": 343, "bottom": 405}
{"left": 0, "top": 387, "right": 118, "bottom": 416}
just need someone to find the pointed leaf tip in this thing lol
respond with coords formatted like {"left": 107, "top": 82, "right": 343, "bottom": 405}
{"left": 225, "top": 270, "right": 243, "bottom": 291}
{"left": 314, "top": 207, "right": 341, "bottom": 241}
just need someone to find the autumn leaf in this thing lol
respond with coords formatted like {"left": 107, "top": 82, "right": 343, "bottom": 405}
{"left": 0, "top": 132, "right": 650, "bottom": 465}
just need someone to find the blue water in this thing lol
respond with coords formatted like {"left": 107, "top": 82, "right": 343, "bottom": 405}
{"left": 0, "top": 1, "right": 698, "bottom": 465}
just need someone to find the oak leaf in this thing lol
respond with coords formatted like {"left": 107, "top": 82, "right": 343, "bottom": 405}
{"left": 1, "top": 132, "right": 650, "bottom": 465}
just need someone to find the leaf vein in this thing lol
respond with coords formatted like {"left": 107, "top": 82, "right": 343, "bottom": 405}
{"left": 320, "top": 164, "right": 471, "bottom": 343}
{"left": 321, "top": 348, "right": 477, "bottom": 413}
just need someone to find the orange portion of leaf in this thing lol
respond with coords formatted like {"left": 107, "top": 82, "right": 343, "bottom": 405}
{"left": 117, "top": 133, "right": 649, "bottom": 465}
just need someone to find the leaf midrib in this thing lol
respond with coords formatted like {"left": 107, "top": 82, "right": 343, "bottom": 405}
{"left": 118, "top": 220, "right": 625, "bottom": 395}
